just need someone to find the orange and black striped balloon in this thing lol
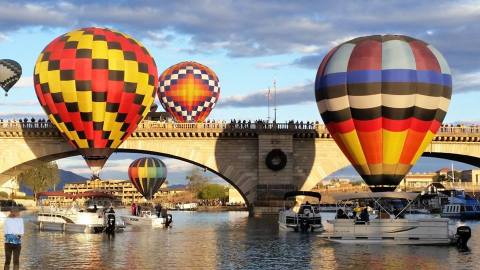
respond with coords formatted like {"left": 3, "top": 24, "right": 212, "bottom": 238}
{"left": 315, "top": 35, "right": 451, "bottom": 192}
{"left": 128, "top": 157, "right": 167, "bottom": 200}
{"left": 33, "top": 27, "right": 158, "bottom": 175}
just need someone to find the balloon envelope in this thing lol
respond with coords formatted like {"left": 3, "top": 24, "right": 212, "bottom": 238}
{"left": 128, "top": 157, "right": 167, "bottom": 200}
{"left": 315, "top": 35, "right": 452, "bottom": 191}
{"left": 34, "top": 27, "right": 158, "bottom": 175}
{"left": 0, "top": 59, "right": 22, "bottom": 95}
{"left": 158, "top": 61, "right": 220, "bottom": 122}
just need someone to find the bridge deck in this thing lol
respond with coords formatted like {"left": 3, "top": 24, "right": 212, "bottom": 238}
{"left": 1, "top": 121, "right": 479, "bottom": 140}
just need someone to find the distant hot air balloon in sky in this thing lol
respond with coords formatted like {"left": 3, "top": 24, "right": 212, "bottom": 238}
{"left": 34, "top": 27, "right": 158, "bottom": 176}
{"left": 158, "top": 61, "right": 220, "bottom": 122}
{"left": 128, "top": 157, "right": 167, "bottom": 200}
{"left": 315, "top": 35, "right": 451, "bottom": 192}
{"left": 0, "top": 59, "right": 22, "bottom": 96}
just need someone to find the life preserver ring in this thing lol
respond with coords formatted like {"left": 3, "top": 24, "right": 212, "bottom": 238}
{"left": 265, "top": 149, "right": 287, "bottom": 171}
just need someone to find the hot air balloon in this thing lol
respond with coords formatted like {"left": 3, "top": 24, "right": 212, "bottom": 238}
{"left": 34, "top": 27, "right": 158, "bottom": 176}
{"left": 158, "top": 61, "right": 220, "bottom": 122}
{"left": 0, "top": 59, "right": 22, "bottom": 96}
{"left": 128, "top": 157, "right": 167, "bottom": 200}
{"left": 315, "top": 35, "right": 451, "bottom": 192}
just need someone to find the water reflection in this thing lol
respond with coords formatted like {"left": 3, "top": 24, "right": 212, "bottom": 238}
{"left": 0, "top": 212, "right": 478, "bottom": 269}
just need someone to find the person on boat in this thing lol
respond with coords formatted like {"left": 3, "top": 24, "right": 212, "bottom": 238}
{"left": 131, "top": 202, "right": 137, "bottom": 216}
{"left": 359, "top": 207, "right": 370, "bottom": 222}
{"left": 4, "top": 208, "right": 24, "bottom": 270}
{"left": 137, "top": 205, "right": 142, "bottom": 216}
{"left": 349, "top": 210, "right": 357, "bottom": 219}
{"left": 93, "top": 204, "right": 98, "bottom": 212}
{"left": 105, "top": 207, "right": 116, "bottom": 237}
{"left": 336, "top": 209, "right": 348, "bottom": 219}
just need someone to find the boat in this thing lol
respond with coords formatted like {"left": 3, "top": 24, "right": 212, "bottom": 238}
{"left": 121, "top": 210, "right": 173, "bottom": 228}
{"left": 35, "top": 191, "right": 126, "bottom": 233}
{"left": 175, "top": 202, "right": 198, "bottom": 210}
{"left": 441, "top": 189, "right": 480, "bottom": 219}
{"left": 319, "top": 192, "right": 471, "bottom": 248}
{"left": 278, "top": 191, "right": 324, "bottom": 232}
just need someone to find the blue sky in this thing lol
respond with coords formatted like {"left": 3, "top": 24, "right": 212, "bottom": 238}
{"left": 1, "top": 0, "right": 479, "bottom": 185}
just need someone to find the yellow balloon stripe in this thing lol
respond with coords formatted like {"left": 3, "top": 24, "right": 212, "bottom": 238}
{"left": 382, "top": 130, "right": 408, "bottom": 164}
{"left": 337, "top": 130, "right": 368, "bottom": 168}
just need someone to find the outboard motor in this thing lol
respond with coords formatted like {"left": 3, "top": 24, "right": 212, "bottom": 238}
{"left": 165, "top": 214, "right": 173, "bottom": 228}
{"left": 455, "top": 226, "right": 471, "bottom": 251}
{"left": 105, "top": 213, "right": 116, "bottom": 235}
{"left": 299, "top": 217, "right": 310, "bottom": 233}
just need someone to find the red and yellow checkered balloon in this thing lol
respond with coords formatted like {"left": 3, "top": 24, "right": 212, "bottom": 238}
{"left": 158, "top": 61, "right": 220, "bottom": 123}
{"left": 34, "top": 27, "right": 158, "bottom": 175}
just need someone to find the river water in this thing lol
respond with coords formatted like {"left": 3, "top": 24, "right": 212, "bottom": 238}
{"left": 0, "top": 211, "right": 479, "bottom": 270}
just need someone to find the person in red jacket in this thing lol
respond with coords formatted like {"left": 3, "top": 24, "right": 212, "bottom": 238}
{"left": 131, "top": 202, "right": 137, "bottom": 216}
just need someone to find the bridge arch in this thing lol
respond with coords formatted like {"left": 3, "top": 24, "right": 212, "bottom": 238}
{"left": 0, "top": 148, "right": 252, "bottom": 207}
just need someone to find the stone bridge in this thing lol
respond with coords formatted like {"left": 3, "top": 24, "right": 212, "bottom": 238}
{"left": 1, "top": 120, "right": 480, "bottom": 214}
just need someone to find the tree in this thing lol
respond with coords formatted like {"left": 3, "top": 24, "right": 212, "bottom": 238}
{"left": 433, "top": 171, "right": 463, "bottom": 182}
{"left": 185, "top": 168, "right": 209, "bottom": 195}
{"left": 17, "top": 161, "right": 60, "bottom": 198}
{"left": 198, "top": 184, "right": 228, "bottom": 201}
{"left": 0, "top": 191, "right": 8, "bottom": 198}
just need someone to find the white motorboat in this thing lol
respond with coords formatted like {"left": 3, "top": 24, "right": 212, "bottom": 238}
{"left": 319, "top": 192, "right": 471, "bottom": 248}
{"left": 35, "top": 191, "right": 125, "bottom": 233}
{"left": 122, "top": 210, "right": 172, "bottom": 228}
{"left": 278, "top": 191, "right": 324, "bottom": 233}
{"left": 175, "top": 202, "right": 198, "bottom": 210}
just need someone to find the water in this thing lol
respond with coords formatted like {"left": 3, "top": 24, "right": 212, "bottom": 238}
{"left": 1, "top": 211, "right": 479, "bottom": 269}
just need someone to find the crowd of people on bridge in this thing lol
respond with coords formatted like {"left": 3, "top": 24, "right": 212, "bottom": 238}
{"left": 2, "top": 117, "right": 480, "bottom": 134}
{"left": 228, "top": 119, "right": 320, "bottom": 129}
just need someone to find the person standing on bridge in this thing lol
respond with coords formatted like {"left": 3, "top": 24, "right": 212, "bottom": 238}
{"left": 4, "top": 208, "right": 24, "bottom": 270}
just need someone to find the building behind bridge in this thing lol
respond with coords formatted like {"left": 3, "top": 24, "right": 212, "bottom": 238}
{"left": 52, "top": 178, "right": 184, "bottom": 206}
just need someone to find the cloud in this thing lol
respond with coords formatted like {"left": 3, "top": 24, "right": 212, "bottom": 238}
{"left": 219, "top": 82, "right": 314, "bottom": 108}
{"left": 0, "top": 1, "right": 478, "bottom": 91}
{"left": 144, "top": 31, "right": 174, "bottom": 48}
{"left": 0, "top": 33, "right": 8, "bottom": 42}
{"left": 11, "top": 76, "right": 33, "bottom": 88}
{"left": 454, "top": 71, "right": 480, "bottom": 94}
{"left": 0, "top": 112, "right": 45, "bottom": 119}
{"left": 291, "top": 54, "right": 323, "bottom": 69}
{"left": 0, "top": 99, "right": 39, "bottom": 106}
{"left": 0, "top": 1, "right": 474, "bottom": 64}
{"left": 255, "top": 62, "right": 286, "bottom": 70}
{"left": 58, "top": 155, "right": 196, "bottom": 176}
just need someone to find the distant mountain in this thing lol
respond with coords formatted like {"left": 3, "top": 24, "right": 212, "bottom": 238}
{"left": 20, "top": 169, "right": 88, "bottom": 195}
{"left": 57, "top": 169, "right": 89, "bottom": 189}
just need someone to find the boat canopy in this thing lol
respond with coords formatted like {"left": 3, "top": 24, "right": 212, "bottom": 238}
{"left": 283, "top": 191, "right": 321, "bottom": 200}
{"left": 331, "top": 192, "right": 419, "bottom": 202}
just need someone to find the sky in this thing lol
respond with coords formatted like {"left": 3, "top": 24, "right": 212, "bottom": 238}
{"left": 1, "top": 0, "right": 479, "bottom": 185}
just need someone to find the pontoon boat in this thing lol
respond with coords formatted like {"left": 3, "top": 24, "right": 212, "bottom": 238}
{"left": 319, "top": 192, "right": 471, "bottom": 248}
{"left": 278, "top": 191, "right": 323, "bottom": 232}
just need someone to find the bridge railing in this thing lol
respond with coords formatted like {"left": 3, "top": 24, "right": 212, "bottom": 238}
{"left": 1, "top": 120, "right": 480, "bottom": 136}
